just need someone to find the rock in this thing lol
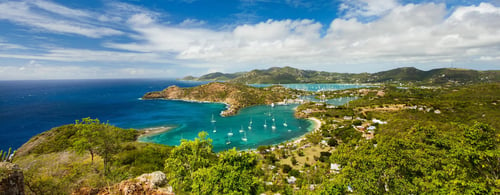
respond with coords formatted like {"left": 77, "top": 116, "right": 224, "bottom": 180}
{"left": 137, "top": 171, "right": 167, "bottom": 187}
{"left": 376, "top": 90, "right": 385, "bottom": 97}
{"left": 0, "top": 162, "right": 25, "bottom": 195}
{"left": 96, "top": 171, "right": 173, "bottom": 195}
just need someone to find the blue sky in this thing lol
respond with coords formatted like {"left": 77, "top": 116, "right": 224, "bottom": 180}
{"left": 0, "top": 0, "right": 499, "bottom": 80}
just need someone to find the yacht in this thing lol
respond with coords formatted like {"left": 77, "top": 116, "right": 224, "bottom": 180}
{"left": 283, "top": 120, "right": 288, "bottom": 127}
{"left": 241, "top": 132, "right": 248, "bottom": 142}
{"left": 213, "top": 126, "right": 216, "bottom": 133}
{"left": 239, "top": 125, "right": 244, "bottom": 133}
{"left": 227, "top": 129, "right": 233, "bottom": 137}
{"left": 263, "top": 120, "right": 267, "bottom": 128}
{"left": 211, "top": 114, "right": 216, "bottom": 123}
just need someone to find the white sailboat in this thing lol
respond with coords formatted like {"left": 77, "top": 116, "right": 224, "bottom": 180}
{"left": 263, "top": 120, "right": 267, "bottom": 128}
{"left": 227, "top": 129, "right": 233, "bottom": 137}
{"left": 211, "top": 114, "right": 216, "bottom": 123}
{"left": 226, "top": 136, "right": 231, "bottom": 145}
{"left": 271, "top": 122, "right": 276, "bottom": 130}
{"left": 213, "top": 126, "right": 217, "bottom": 133}
{"left": 283, "top": 120, "right": 288, "bottom": 127}
{"left": 239, "top": 125, "right": 244, "bottom": 133}
{"left": 248, "top": 119, "right": 252, "bottom": 130}
{"left": 241, "top": 132, "right": 248, "bottom": 142}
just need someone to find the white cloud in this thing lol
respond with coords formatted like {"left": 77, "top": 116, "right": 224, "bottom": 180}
{"left": 31, "top": 0, "right": 90, "bottom": 18}
{"left": 0, "top": 1, "right": 122, "bottom": 38}
{"left": 1, "top": 1, "right": 500, "bottom": 80}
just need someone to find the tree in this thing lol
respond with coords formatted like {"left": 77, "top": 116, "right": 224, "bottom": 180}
{"left": 72, "top": 117, "right": 120, "bottom": 175}
{"left": 164, "top": 131, "right": 215, "bottom": 192}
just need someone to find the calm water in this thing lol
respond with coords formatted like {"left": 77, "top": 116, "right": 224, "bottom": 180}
{"left": 0, "top": 80, "right": 357, "bottom": 152}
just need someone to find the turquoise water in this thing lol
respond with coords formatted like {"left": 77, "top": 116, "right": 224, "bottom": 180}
{"left": 139, "top": 103, "right": 313, "bottom": 152}
{"left": 250, "top": 83, "right": 369, "bottom": 91}
{"left": 0, "top": 80, "right": 360, "bottom": 152}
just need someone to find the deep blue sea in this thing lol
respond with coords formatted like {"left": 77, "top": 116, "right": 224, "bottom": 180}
{"left": 0, "top": 80, "right": 356, "bottom": 152}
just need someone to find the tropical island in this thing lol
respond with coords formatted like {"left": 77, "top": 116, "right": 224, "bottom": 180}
{"left": 1, "top": 67, "right": 499, "bottom": 194}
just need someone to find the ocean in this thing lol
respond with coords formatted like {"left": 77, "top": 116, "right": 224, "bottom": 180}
{"left": 0, "top": 79, "right": 357, "bottom": 152}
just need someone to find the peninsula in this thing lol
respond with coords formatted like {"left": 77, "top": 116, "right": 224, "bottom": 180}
{"left": 142, "top": 82, "right": 303, "bottom": 116}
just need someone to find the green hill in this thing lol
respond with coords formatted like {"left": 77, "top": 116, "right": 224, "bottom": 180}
{"left": 183, "top": 66, "right": 500, "bottom": 85}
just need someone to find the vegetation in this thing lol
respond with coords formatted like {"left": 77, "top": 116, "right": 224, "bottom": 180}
{"left": 13, "top": 119, "right": 172, "bottom": 194}
{"left": 143, "top": 82, "right": 305, "bottom": 116}
{"left": 7, "top": 81, "right": 500, "bottom": 194}
{"left": 0, "top": 148, "right": 14, "bottom": 162}
{"left": 183, "top": 66, "right": 500, "bottom": 85}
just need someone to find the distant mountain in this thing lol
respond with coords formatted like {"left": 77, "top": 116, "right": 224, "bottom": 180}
{"left": 182, "top": 66, "right": 500, "bottom": 84}
{"left": 181, "top": 72, "right": 243, "bottom": 81}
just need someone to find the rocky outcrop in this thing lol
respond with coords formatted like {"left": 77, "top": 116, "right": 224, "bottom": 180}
{"left": 93, "top": 171, "right": 173, "bottom": 195}
{"left": 0, "top": 162, "right": 25, "bottom": 195}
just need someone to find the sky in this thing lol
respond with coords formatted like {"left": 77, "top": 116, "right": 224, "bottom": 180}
{"left": 0, "top": 0, "right": 499, "bottom": 80}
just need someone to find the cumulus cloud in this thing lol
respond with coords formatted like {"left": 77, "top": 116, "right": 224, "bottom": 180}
{"left": 1, "top": 0, "right": 500, "bottom": 79}
{"left": 99, "top": 2, "right": 500, "bottom": 73}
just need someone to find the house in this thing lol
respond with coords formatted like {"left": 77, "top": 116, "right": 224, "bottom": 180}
{"left": 330, "top": 163, "right": 341, "bottom": 173}
{"left": 367, "top": 126, "right": 376, "bottom": 132}
{"left": 372, "top": 119, "right": 387, "bottom": 124}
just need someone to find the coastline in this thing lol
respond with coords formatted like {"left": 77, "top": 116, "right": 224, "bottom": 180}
{"left": 287, "top": 117, "right": 323, "bottom": 146}
{"left": 138, "top": 126, "right": 175, "bottom": 139}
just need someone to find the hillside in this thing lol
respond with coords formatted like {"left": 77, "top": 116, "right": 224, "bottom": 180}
{"left": 183, "top": 66, "right": 500, "bottom": 85}
{"left": 181, "top": 72, "right": 243, "bottom": 81}
{"left": 143, "top": 82, "right": 302, "bottom": 116}
{"left": 6, "top": 82, "right": 500, "bottom": 194}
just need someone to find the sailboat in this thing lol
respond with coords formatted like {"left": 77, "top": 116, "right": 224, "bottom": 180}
{"left": 226, "top": 136, "right": 231, "bottom": 145}
{"left": 263, "top": 120, "right": 267, "bottom": 128}
{"left": 227, "top": 129, "right": 233, "bottom": 137}
{"left": 211, "top": 114, "right": 216, "bottom": 123}
{"left": 213, "top": 126, "right": 217, "bottom": 133}
{"left": 272, "top": 116, "right": 275, "bottom": 122}
{"left": 239, "top": 125, "right": 244, "bottom": 133}
{"left": 271, "top": 122, "right": 276, "bottom": 130}
{"left": 283, "top": 120, "right": 288, "bottom": 127}
{"left": 248, "top": 119, "right": 252, "bottom": 130}
{"left": 241, "top": 132, "right": 248, "bottom": 142}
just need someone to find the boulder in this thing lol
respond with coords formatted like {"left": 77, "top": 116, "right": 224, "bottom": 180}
{"left": 0, "top": 162, "right": 25, "bottom": 195}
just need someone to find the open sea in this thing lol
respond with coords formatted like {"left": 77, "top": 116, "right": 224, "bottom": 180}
{"left": 0, "top": 79, "right": 359, "bottom": 152}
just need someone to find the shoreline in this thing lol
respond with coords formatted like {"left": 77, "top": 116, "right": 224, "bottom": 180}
{"left": 289, "top": 117, "right": 322, "bottom": 145}
{"left": 246, "top": 117, "right": 323, "bottom": 153}
{"left": 138, "top": 126, "right": 176, "bottom": 139}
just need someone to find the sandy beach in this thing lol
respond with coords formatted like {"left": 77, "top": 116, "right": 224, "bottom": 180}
{"left": 289, "top": 117, "right": 322, "bottom": 145}
{"left": 138, "top": 126, "right": 175, "bottom": 138}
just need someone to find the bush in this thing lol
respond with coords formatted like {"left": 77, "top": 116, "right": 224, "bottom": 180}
{"left": 289, "top": 169, "right": 300, "bottom": 177}
{"left": 328, "top": 138, "right": 338, "bottom": 147}
{"left": 282, "top": 164, "right": 292, "bottom": 173}
{"left": 319, "top": 152, "right": 332, "bottom": 162}
{"left": 291, "top": 156, "right": 298, "bottom": 165}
